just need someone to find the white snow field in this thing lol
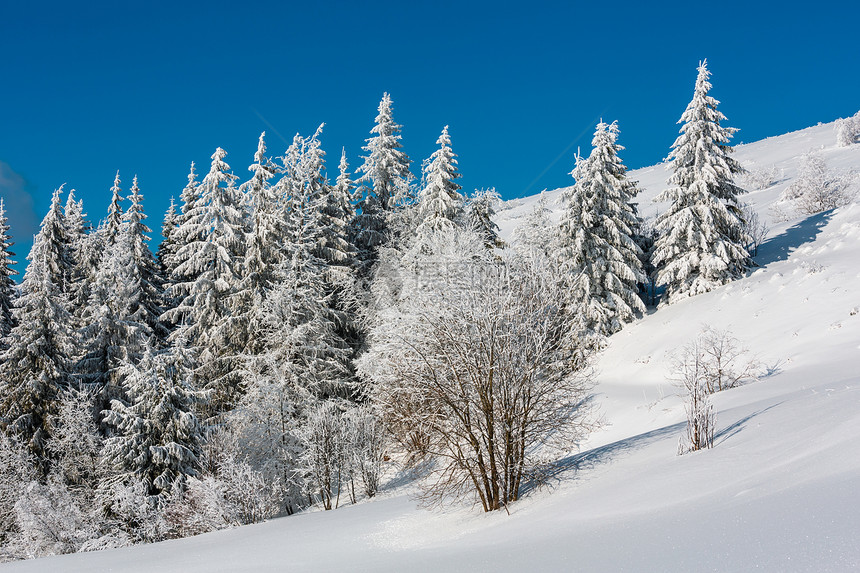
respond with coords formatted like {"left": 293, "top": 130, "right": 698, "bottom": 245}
{"left": 4, "top": 120, "right": 859, "bottom": 572}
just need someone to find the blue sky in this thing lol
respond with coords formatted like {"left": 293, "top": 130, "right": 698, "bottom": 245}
{"left": 1, "top": 0, "right": 858, "bottom": 275}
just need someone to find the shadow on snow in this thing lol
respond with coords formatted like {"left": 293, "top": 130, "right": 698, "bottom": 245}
{"left": 755, "top": 210, "right": 834, "bottom": 267}
{"left": 522, "top": 402, "right": 782, "bottom": 496}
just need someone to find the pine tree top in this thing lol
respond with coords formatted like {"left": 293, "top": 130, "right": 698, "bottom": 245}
{"left": 106, "top": 171, "right": 124, "bottom": 245}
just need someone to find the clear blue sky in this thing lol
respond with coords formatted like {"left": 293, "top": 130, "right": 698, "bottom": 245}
{"left": 1, "top": 0, "right": 857, "bottom": 275}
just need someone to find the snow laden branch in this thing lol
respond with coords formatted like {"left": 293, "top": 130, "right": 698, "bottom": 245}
{"left": 359, "top": 229, "right": 594, "bottom": 512}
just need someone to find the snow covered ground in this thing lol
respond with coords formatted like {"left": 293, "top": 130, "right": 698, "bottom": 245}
{"left": 4, "top": 121, "right": 859, "bottom": 572}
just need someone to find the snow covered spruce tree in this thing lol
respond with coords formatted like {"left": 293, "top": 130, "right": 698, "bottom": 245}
{"left": 266, "top": 128, "right": 353, "bottom": 401}
{"left": 556, "top": 121, "right": 645, "bottom": 357}
{"left": 211, "top": 133, "right": 286, "bottom": 388}
{"left": 161, "top": 163, "right": 202, "bottom": 329}
{"left": 164, "top": 148, "right": 247, "bottom": 417}
{"left": 0, "top": 187, "right": 75, "bottom": 474}
{"left": 62, "top": 189, "right": 91, "bottom": 319}
{"left": 100, "top": 342, "right": 204, "bottom": 503}
{"left": 77, "top": 216, "right": 153, "bottom": 414}
{"left": 104, "top": 171, "right": 124, "bottom": 247}
{"left": 467, "top": 187, "right": 504, "bottom": 250}
{"left": 651, "top": 60, "right": 751, "bottom": 304}
{"left": 360, "top": 227, "right": 593, "bottom": 512}
{"left": 315, "top": 148, "right": 361, "bottom": 378}
{"left": 0, "top": 199, "right": 17, "bottom": 340}
{"left": 415, "top": 126, "right": 464, "bottom": 235}
{"left": 123, "top": 176, "right": 166, "bottom": 343}
{"left": 156, "top": 197, "right": 179, "bottom": 280}
{"left": 353, "top": 93, "right": 412, "bottom": 272}
{"left": 512, "top": 191, "right": 555, "bottom": 257}
{"left": 237, "top": 132, "right": 282, "bottom": 348}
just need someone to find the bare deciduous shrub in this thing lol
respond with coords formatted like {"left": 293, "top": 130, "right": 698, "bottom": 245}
{"left": 360, "top": 232, "right": 594, "bottom": 512}
{"left": 671, "top": 326, "right": 760, "bottom": 454}
{"left": 741, "top": 164, "right": 781, "bottom": 190}
{"left": 698, "top": 326, "right": 761, "bottom": 393}
{"left": 741, "top": 204, "right": 769, "bottom": 257}
{"left": 836, "top": 111, "right": 860, "bottom": 147}
{"left": 782, "top": 152, "right": 855, "bottom": 215}
{"left": 672, "top": 338, "right": 716, "bottom": 454}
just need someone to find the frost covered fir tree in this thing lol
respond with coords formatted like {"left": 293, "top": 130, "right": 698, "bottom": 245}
{"left": 267, "top": 129, "right": 353, "bottom": 401}
{"left": 77, "top": 220, "right": 153, "bottom": 414}
{"left": 63, "top": 189, "right": 88, "bottom": 306}
{"left": 165, "top": 148, "right": 247, "bottom": 416}
{"left": 512, "top": 191, "right": 555, "bottom": 257}
{"left": 319, "top": 148, "right": 357, "bottom": 274}
{"left": 241, "top": 132, "right": 282, "bottom": 296}
{"left": 353, "top": 93, "right": 412, "bottom": 270}
{"left": 162, "top": 163, "right": 202, "bottom": 324}
{"left": 416, "top": 126, "right": 464, "bottom": 236}
{"left": 0, "top": 199, "right": 17, "bottom": 340}
{"left": 105, "top": 171, "right": 124, "bottom": 247}
{"left": 316, "top": 149, "right": 361, "bottom": 366}
{"left": 651, "top": 60, "right": 750, "bottom": 304}
{"left": 156, "top": 197, "right": 179, "bottom": 278}
{"left": 123, "top": 176, "right": 166, "bottom": 342}
{"left": 467, "top": 188, "right": 504, "bottom": 250}
{"left": 0, "top": 187, "right": 75, "bottom": 473}
{"left": 100, "top": 342, "right": 204, "bottom": 502}
{"left": 556, "top": 121, "right": 645, "bottom": 356}
{"left": 234, "top": 132, "right": 282, "bottom": 357}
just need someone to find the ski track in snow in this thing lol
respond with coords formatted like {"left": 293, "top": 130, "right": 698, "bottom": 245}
{"left": 3, "top": 120, "right": 860, "bottom": 572}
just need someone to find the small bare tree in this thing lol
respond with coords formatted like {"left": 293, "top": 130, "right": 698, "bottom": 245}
{"left": 782, "top": 152, "right": 855, "bottom": 215}
{"left": 698, "top": 326, "right": 761, "bottom": 393}
{"left": 672, "top": 339, "right": 716, "bottom": 454}
{"left": 740, "top": 204, "right": 769, "bottom": 257}
{"left": 360, "top": 229, "right": 593, "bottom": 512}
{"left": 671, "top": 326, "right": 761, "bottom": 453}
{"left": 298, "top": 401, "right": 347, "bottom": 511}
{"left": 740, "top": 164, "right": 780, "bottom": 190}
{"left": 344, "top": 405, "right": 386, "bottom": 499}
{"left": 836, "top": 111, "right": 860, "bottom": 147}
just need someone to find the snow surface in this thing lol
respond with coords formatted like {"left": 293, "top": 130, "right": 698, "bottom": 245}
{"left": 4, "top": 121, "right": 859, "bottom": 572}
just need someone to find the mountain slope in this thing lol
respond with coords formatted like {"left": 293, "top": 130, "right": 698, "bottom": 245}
{"left": 3, "top": 120, "right": 859, "bottom": 572}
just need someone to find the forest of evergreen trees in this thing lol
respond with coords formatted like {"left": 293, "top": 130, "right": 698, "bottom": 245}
{"left": 0, "top": 60, "right": 753, "bottom": 560}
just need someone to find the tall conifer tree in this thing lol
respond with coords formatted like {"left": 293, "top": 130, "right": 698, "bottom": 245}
{"left": 166, "top": 149, "right": 247, "bottom": 416}
{"left": 0, "top": 199, "right": 17, "bottom": 340}
{"left": 353, "top": 93, "right": 412, "bottom": 270}
{"left": 651, "top": 60, "right": 750, "bottom": 304}
{"left": 0, "top": 188, "right": 75, "bottom": 473}
{"left": 557, "top": 121, "right": 645, "bottom": 357}
{"left": 416, "top": 126, "right": 463, "bottom": 236}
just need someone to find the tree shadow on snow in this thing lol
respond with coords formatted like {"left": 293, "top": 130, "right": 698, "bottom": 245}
{"left": 520, "top": 422, "right": 685, "bottom": 496}
{"left": 755, "top": 210, "right": 834, "bottom": 267}
{"left": 713, "top": 403, "right": 782, "bottom": 445}
{"left": 521, "top": 402, "right": 784, "bottom": 496}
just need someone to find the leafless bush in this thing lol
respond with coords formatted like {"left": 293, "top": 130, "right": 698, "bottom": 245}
{"left": 741, "top": 164, "right": 781, "bottom": 190}
{"left": 343, "top": 405, "right": 386, "bottom": 499}
{"left": 298, "top": 401, "right": 348, "bottom": 511}
{"left": 698, "top": 326, "right": 761, "bottom": 393}
{"left": 782, "top": 152, "right": 855, "bottom": 215}
{"left": 360, "top": 230, "right": 594, "bottom": 512}
{"left": 671, "top": 326, "right": 760, "bottom": 453}
{"left": 836, "top": 111, "right": 860, "bottom": 147}
{"left": 741, "top": 204, "right": 769, "bottom": 257}
{"left": 673, "top": 338, "right": 716, "bottom": 454}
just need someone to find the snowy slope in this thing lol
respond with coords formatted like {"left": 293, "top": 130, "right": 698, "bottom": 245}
{"left": 3, "top": 121, "right": 859, "bottom": 572}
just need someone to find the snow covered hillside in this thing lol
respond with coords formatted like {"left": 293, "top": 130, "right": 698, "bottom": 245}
{"left": 4, "top": 120, "right": 859, "bottom": 572}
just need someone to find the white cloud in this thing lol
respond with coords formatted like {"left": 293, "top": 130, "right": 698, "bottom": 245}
{"left": 0, "top": 160, "right": 39, "bottom": 245}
